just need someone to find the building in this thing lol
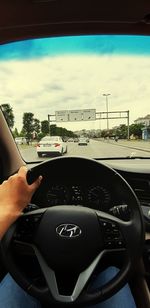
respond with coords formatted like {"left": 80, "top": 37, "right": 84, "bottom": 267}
{"left": 141, "top": 127, "right": 150, "bottom": 140}
{"left": 134, "top": 115, "right": 150, "bottom": 140}
{"left": 134, "top": 115, "right": 150, "bottom": 126}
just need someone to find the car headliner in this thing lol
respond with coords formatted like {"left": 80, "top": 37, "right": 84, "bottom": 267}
{"left": 0, "top": 0, "right": 150, "bottom": 44}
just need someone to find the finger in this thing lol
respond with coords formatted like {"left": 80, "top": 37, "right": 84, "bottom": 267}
{"left": 17, "top": 166, "right": 28, "bottom": 177}
{"left": 29, "top": 175, "right": 43, "bottom": 191}
{"left": 1, "top": 180, "right": 7, "bottom": 184}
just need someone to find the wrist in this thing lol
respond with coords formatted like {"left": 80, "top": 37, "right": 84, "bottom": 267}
{"left": 0, "top": 209, "right": 22, "bottom": 239}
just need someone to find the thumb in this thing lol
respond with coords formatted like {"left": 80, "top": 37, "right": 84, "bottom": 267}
{"left": 29, "top": 175, "right": 43, "bottom": 192}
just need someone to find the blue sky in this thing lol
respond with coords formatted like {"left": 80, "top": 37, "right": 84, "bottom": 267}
{"left": 1, "top": 35, "right": 150, "bottom": 60}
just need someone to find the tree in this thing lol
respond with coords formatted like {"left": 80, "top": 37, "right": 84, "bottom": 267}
{"left": 114, "top": 124, "right": 128, "bottom": 139}
{"left": 50, "top": 124, "right": 57, "bottom": 135}
{"left": 41, "top": 120, "right": 49, "bottom": 135}
{"left": 101, "top": 129, "right": 109, "bottom": 138}
{"left": 50, "top": 124, "right": 77, "bottom": 138}
{"left": 20, "top": 128, "right": 25, "bottom": 137}
{"left": 1, "top": 103, "right": 14, "bottom": 128}
{"left": 41, "top": 120, "right": 77, "bottom": 138}
{"left": 12, "top": 127, "right": 19, "bottom": 138}
{"left": 33, "top": 118, "right": 41, "bottom": 136}
{"left": 129, "top": 123, "right": 144, "bottom": 139}
{"left": 22, "top": 112, "right": 34, "bottom": 140}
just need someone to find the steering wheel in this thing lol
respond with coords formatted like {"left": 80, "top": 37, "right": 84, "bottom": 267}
{"left": 0, "top": 156, "right": 144, "bottom": 307}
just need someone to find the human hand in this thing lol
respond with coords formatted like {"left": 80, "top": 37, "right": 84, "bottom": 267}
{"left": 0, "top": 166, "right": 42, "bottom": 239}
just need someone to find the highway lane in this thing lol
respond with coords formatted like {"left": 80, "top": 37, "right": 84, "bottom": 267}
{"left": 18, "top": 139, "right": 150, "bottom": 162}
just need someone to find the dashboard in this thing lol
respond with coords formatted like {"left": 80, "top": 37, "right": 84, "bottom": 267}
{"left": 105, "top": 159, "right": 150, "bottom": 230}
{"left": 29, "top": 158, "right": 150, "bottom": 230}
{"left": 32, "top": 181, "right": 120, "bottom": 211}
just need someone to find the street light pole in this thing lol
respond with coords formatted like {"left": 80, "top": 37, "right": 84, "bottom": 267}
{"left": 103, "top": 93, "right": 111, "bottom": 131}
{"left": 48, "top": 114, "right": 51, "bottom": 136}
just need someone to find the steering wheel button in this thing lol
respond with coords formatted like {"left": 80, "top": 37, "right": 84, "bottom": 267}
{"left": 105, "top": 240, "right": 116, "bottom": 248}
{"left": 106, "top": 241, "right": 113, "bottom": 247}
{"left": 25, "top": 217, "right": 29, "bottom": 223}
{"left": 111, "top": 223, "right": 117, "bottom": 228}
{"left": 115, "top": 240, "right": 124, "bottom": 247}
{"left": 101, "top": 221, "right": 107, "bottom": 227}
{"left": 113, "top": 229, "right": 120, "bottom": 235}
{"left": 105, "top": 228, "right": 112, "bottom": 233}
{"left": 33, "top": 216, "right": 40, "bottom": 223}
{"left": 105, "top": 235, "right": 113, "bottom": 240}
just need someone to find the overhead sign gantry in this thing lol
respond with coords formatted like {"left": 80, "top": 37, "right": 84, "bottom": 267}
{"left": 55, "top": 109, "right": 96, "bottom": 122}
{"left": 48, "top": 109, "right": 130, "bottom": 139}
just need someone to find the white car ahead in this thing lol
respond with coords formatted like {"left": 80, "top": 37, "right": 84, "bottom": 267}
{"left": 15, "top": 137, "right": 27, "bottom": 145}
{"left": 36, "top": 136, "right": 67, "bottom": 157}
{"left": 78, "top": 137, "right": 88, "bottom": 145}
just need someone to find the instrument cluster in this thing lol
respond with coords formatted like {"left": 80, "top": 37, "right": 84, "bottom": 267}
{"left": 46, "top": 184, "right": 112, "bottom": 211}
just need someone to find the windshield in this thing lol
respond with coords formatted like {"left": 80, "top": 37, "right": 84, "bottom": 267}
{"left": 1, "top": 35, "right": 150, "bottom": 161}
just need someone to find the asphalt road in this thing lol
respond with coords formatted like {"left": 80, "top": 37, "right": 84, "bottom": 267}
{"left": 18, "top": 139, "right": 150, "bottom": 162}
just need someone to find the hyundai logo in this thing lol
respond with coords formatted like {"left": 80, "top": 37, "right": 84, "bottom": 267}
{"left": 56, "top": 224, "right": 82, "bottom": 238}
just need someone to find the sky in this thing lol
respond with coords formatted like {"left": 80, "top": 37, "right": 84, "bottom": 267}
{"left": 0, "top": 35, "right": 150, "bottom": 132}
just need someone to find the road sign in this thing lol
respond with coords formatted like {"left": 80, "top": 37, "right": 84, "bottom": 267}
{"left": 83, "top": 109, "right": 96, "bottom": 121}
{"left": 69, "top": 110, "right": 82, "bottom": 121}
{"left": 55, "top": 110, "right": 69, "bottom": 122}
{"left": 55, "top": 109, "right": 96, "bottom": 122}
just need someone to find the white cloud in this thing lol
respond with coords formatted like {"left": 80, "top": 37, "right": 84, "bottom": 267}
{"left": 0, "top": 54, "right": 150, "bottom": 131}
